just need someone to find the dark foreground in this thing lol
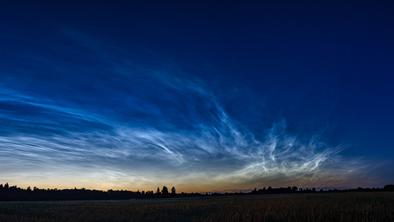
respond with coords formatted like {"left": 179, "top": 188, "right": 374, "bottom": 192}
{"left": 0, "top": 193, "right": 393, "bottom": 222}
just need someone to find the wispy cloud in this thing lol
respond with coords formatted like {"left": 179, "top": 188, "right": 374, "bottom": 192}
{"left": 0, "top": 33, "right": 368, "bottom": 191}
{"left": 0, "top": 74, "right": 366, "bottom": 191}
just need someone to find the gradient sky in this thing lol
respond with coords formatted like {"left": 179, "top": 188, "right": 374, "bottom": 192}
{"left": 0, "top": 1, "right": 393, "bottom": 192}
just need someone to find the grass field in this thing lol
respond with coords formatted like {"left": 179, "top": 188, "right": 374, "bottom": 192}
{"left": 0, "top": 192, "right": 393, "bottom": 222}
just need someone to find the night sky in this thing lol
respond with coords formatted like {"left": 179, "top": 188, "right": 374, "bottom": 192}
{"left": 0, "top": 1, "right": 393, "bottom": 192}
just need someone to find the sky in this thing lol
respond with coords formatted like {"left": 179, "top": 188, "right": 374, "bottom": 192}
{"left": 0, "top": 1, "right": 393, "bottom": 192}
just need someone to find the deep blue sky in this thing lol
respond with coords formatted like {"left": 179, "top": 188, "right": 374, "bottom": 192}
{"left": 0, "top": 1, "right": 393, "bottom": 191}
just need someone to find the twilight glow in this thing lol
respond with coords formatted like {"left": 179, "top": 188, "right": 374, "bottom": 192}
{"left": 1, "top": 2, "right": 393, "bottom": 192}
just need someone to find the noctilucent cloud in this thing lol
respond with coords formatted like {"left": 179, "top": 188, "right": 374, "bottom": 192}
{"left": 0, "top": 2, "right": 393, "bottom": 191}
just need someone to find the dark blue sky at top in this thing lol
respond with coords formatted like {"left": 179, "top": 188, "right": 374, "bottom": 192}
{"left": 0, "top": 1, "right": 393, "bottom": 189}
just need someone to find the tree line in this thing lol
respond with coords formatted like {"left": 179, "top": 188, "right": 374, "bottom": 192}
{"left": 0, "top": 183, "right": 393, "bottom": 201}
{"left": 0, "top": 183, "right": 200, "bottom": 201}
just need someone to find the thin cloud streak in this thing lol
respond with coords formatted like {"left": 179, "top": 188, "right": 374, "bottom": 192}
{"left": 0, "top": 73, "right": 365, "bottom": 191}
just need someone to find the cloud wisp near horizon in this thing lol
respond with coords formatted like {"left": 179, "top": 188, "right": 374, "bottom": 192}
{"left": 0, "top": 39, "right": 368, "bottom": 191}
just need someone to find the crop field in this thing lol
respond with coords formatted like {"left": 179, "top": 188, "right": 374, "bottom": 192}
{"left": 0, "top": 192, "right": 393, "bottom": 222}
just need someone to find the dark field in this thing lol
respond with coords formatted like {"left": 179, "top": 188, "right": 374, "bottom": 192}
{"left": 0, "top": 193, "right": 393, "bottom": 222}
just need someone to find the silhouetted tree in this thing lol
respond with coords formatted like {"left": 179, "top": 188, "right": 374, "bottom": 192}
{"left": 291, "top": 186, "right": 298, "bottom": 192}
{"left": 156, "top": 187, "right": 161, "bottom": 195}
{"left": 171, "top": 186, "right": 176, "bottom": 196}
{"left": 162, "top": 186, "right": 169, "bottom": 196}
{"left": 384, "top": 185, "right": 394, "bottom": 191}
